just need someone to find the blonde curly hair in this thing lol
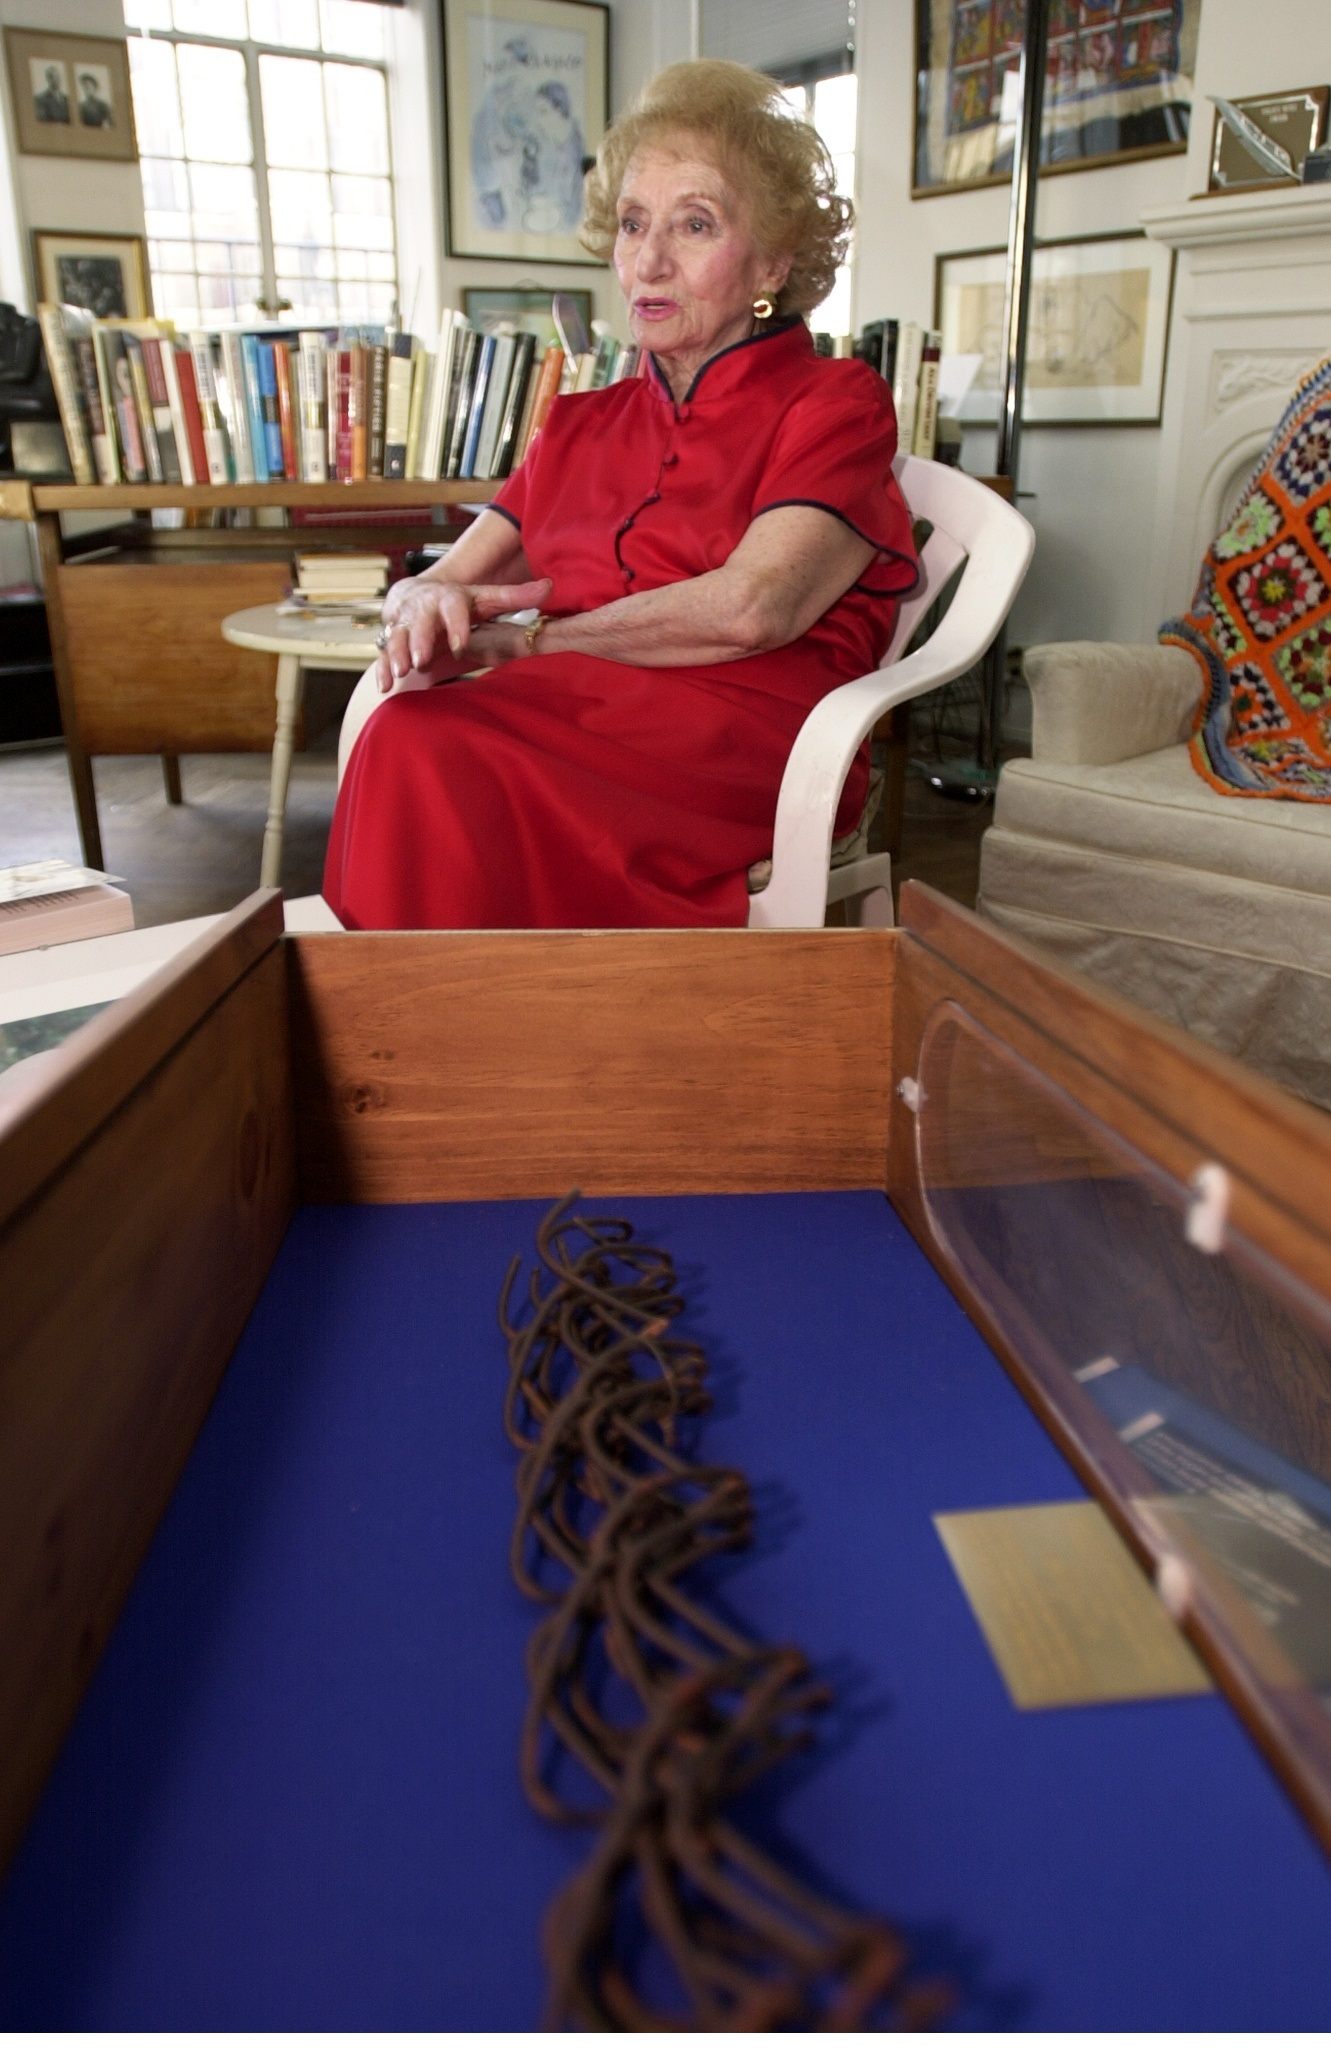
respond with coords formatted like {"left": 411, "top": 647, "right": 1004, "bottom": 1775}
{"left": 581, "top": 60, "right": 853, "bottom": 319}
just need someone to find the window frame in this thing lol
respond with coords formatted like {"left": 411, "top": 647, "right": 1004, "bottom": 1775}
{"left": 124, "top": 12, "right": 400, "bottom": 330}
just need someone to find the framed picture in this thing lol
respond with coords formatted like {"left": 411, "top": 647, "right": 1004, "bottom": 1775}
{"left": 32, "top": 231, "right": 151, "bottom": 320}
{"left": 3, "top": 27, "right": 138, "bottom": 163}
{"left": 442, "top": 0, "right": 609, "bottom": 264}
{"left": 462, "top": 284, "right": 592, "bottom": 343}
{"left": 913, "top": 0, "right": 1200, "bottom": 197}
{"left": 933, "top": 231, "right": 1176, "bottom": 428}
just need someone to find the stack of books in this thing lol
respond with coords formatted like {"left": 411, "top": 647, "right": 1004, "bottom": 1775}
{"left": 37, "top": 305, "right": 647, "bottom": 493}
{"left": 848, "top": 319, "right": 944, "bottom": 460}
{"left": 287, "top": 550, "right": 389, "bottom": 617}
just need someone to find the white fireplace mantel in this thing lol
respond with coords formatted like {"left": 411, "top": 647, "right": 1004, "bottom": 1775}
{"left": 1142, "top": 184, "right": 1331, "bottom": 251}
{"left": 1140, "top": 185, "right": 1331, "bottom": 622}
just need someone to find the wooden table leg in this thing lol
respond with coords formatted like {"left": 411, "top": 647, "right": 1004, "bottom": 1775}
{"left": 34, "top": 511, "right": 103, "bottom": 870}
{"left": 162, "top": 755, "right": 183, "bottom": 805}
{"left": 260, "top": 654, "right": 304, "bottom": 890}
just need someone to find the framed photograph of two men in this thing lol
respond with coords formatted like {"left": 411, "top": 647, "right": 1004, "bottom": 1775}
{"left": 443, "top": 0, "right": 609, "bottom": 265}
{"left": 913, "top": 0, "right": 1201, "bottom": 196}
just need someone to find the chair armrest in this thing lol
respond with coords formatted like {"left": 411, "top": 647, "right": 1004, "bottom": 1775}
{"left": 752, "top": 614, "right": 988, "bottom": 928}
{"left": 1025, "top": 642, "right": 1198, "bottom": 767}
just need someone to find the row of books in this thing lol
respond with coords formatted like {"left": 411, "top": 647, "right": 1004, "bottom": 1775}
{"left": 380, "top": 313, "right": 642, "bottom": 488}
{"left": 37, "top": 305, "right": 644, "bottom": 493}
{"left": 848, "top": 319, "right": 943, "bottom": 461}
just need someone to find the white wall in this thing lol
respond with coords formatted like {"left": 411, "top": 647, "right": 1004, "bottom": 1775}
{"left": 853, "top": 0, "right": 1326, "bottom": 648}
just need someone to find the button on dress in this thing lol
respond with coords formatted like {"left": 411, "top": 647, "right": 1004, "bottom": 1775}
{"left": 323, "top": 318, "right": 918, "bottom": 930}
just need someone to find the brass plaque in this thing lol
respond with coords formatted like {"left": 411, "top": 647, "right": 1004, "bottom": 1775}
{"left": 935, "top": 1501, "right": 1212, "bottom": 1710}
{"left": 1208, "top": 87, "right": 1330, "bottom": 191}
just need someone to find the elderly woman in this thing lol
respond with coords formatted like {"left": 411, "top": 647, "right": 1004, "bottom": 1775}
{"left": 323, "top": 59, "right": 918, "bottom": 929}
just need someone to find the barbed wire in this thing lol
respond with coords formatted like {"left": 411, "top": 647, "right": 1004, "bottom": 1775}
{"left": 499, "top": 1191, "right": 949, "bottom": 2031}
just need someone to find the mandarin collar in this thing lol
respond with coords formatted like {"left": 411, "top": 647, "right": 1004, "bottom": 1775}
{"left": 647, "top": 316, "right": 811, "bottom": 411}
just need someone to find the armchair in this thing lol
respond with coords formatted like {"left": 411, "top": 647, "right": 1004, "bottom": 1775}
{"left": 978, "top": 642, "right": 1331, "bottom": 1108}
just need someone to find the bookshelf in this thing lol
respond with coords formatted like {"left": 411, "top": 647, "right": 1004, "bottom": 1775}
{"left": 19, "top": 481, "right": 482, "bottom": 514}
{"left": 0, "top": 480, "right": 478, "bottom": 869}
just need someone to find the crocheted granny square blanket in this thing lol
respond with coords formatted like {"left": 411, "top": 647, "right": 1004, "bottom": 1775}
{"left": 1161, "top": 355, "right": 1331, "bottom": 801}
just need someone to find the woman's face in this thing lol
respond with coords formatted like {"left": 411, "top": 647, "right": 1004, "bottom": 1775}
{"left": 613, "top": 141, "right": 788, "bottom": 389}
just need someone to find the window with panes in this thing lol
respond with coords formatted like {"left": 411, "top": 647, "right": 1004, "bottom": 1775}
{"left": 698, "top": 0, "right": 859, "bottom": 340}
{"left": 122, "top": 0, "right": 398, "bottom": 332}
{"left": 775, "top": 64, "right": 857, "bottom": 339}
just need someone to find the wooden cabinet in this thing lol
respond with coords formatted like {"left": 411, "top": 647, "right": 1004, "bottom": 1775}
{"left": 58, "top": 559, "right": 293, "bottom": 755}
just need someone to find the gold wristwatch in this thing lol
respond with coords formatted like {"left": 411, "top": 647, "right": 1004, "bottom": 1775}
{"left": 523, "top": 614, "right": 548, "bottom": 656}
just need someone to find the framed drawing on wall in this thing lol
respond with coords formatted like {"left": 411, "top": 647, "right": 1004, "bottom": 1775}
{"left": 33, "top": 231, "right": 151, "bottom": 320}
{"left": 913, "top": 0, "right": 1200, "bottom": 197}
{"left": 3, "top": 27, "right": 138, "bottom": 163}
{"left": 443, "top": 0, "right": 610, "bottom": 265}
{"left": 933, "top": 232, "right": 1176, "bottom": 427}
{"left": 462, "top": 284, "right": 592, "bottom": 342}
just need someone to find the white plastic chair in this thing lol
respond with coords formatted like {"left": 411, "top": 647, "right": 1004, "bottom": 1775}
{"left": 749, "top": 454, "right": 1033, "bottom": 928}
{"left": 335, "top": 454, "right": 1034, "bottom": 927}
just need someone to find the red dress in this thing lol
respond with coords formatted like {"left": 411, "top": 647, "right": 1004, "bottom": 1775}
{"left": 322, "top": 319, "right": 918, "bottom": 930}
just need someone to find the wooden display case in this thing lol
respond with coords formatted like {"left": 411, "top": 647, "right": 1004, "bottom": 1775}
{"left": 3, "top": 887, "right": 1330, "bottom": 2024}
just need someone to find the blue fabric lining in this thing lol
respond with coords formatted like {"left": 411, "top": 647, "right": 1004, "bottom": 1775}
{"left": 1, "top": 1192, "right": 1328, "bottom": 2029}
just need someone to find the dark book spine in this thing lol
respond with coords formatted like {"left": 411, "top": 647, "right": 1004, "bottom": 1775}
{"left": 459, "top": 335, "right": 495, "bottom": 478}
{"left": 367, "top": 343, "right": 388, "bottom": 477}
{"left": 72, "top": 335, "right": 113, "bottom": 484}
{"left": 335, "top": 348, "right": 354, "bottom": 480}
{"left": 853, "top": 320, "right": 884, "bottom": 370}
{"left": 104, "top": 333, "right": 148, "bottom": 481}
{"left": 141, "top": 337, "right": 182, "bottom": 483}
{"left": 444, "top": 329, "right": 480, "bottom": 479}
{"left": 881, "top": 319, "right": 899, "bottom": 387}
{"left": 493, "top": 331, "right": 536, "bottom": 477}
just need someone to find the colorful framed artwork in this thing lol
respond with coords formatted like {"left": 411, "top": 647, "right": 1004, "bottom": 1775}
{"left": 462, "top": 284, "right": 592, "bottom": 342}
{"left": 3, "top": 27, "right": 138, "bottom": 164}
{"left": 32, "top": 231, "right": 152, "bottom": 320}
{"left": 913, "top": 0, "right": 1201, "bottom": 197}
{"left": 442, "top": 0, "right": 610, "bottom": 265}
{"left": 933, "top": 231, "right": 1176, "bottom": 427}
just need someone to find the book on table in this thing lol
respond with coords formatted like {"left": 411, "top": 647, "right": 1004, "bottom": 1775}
{"left": 288, "top": 549, "right": 390, "bottom": 615}
{"left": 0, "top": 860, "right": 133, "bottom": 957}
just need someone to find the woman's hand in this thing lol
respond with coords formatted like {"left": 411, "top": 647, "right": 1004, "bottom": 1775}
{"left": 375, "top": 573, "right": 551, "bottom": 692}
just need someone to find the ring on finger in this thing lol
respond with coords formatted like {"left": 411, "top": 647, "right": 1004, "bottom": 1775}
{"left": 374, "top": 625, "right": 389, "bottom": 650}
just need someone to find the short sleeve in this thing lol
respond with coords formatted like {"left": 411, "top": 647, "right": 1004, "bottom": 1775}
{"left": 490, "top": 445, "right": 530, "bottom": 530}
{"left": 753, "top": 362, "right": 919, "bottom": 597}
{"left": 489, "top": 390, "right": 574, "bottom": 533}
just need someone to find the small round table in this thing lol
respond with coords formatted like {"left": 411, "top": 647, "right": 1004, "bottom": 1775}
{"left": 221, "top": 603, "right": 381, "bottom": 889}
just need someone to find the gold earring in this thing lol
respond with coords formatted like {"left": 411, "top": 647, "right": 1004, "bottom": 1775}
{"left": 752, "top": 295, "right": 774, "bottom": 321}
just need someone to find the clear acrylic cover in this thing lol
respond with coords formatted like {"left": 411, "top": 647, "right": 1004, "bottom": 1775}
{"left": 914, "top": 999, "right": 1331, "bottom": 1852}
